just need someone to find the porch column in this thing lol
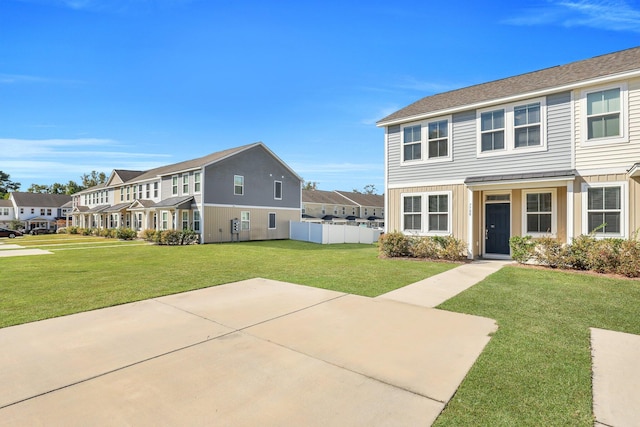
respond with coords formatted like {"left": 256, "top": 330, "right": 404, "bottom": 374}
{"left": 566, "top": 181, "right": 574, "bottom": 241}
{"left": 467, "top": 187, "right": 474, "bottom": 259}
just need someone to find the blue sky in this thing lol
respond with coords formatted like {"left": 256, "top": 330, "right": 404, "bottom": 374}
{"left": 1, "top": 0, "right": 639, "bottom": 192}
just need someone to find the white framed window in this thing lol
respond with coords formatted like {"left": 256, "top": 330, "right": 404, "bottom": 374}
{"left": 161, "top": 211, "right": 168, "bottom": 230}
{"left": 241, "top": 211, "right": 250, "bottom": 230}
{"left": 172, "top": 176, "right": 178, "bottom": 196}
{"left": 581, "top": 84, "right": 627, "bottom": 145}
{"left": 234, "top": 175, "right": 244, "bottom": 196}
{"left": 182, "top": 211, "right": 189, "bottom": 230}
{"left": 427, "top": 119, "right": 451, "bottom": 160}
{"left": 193, "top": 210, "right": 200, "bottom": 232}
{"left": 477, "top": 98, "right": 547, "bottom": 157}
{"left": 402, "top": 124, "right": 421, "bottom": 161}
{"left": 268, "top": 212, "right": 276, "bottom": 229}
{"left": 138, "top": 185, "right": 143, "bottom": 199}
{"left": 153, "top": 182, "right": 159, "bottom": 198}
{"left": 182, "top": 174, "right": 189, "bottom": 195}
{"left": 274, "top": 181, "right": 282, "bottom": 200}
{"left": 402, "top": 191, "right": 452, "bottom": 235}
{"left": 522, "top": 189, "right": 556, "bottom": 237}
{"left": 402, "top": 195, "right": 422, "bottom": 231}
{"left": 194, "top": 172, "right": 201, "bottom": 193}
{"left": 146, "top": 184, "right": 150, "bottom": 199}
{"left": 582, "top": 182, "right": 627, "bottom": 237}
{"left": 20, "top": 208, "right": 24, "bottom": 214}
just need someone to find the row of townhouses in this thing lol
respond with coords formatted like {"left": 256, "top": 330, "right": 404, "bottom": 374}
{"left": 301, "top": 189, "right": 384, "bottom": 226}
{"left": 378, "top": 46, "right": 640, "bottom": 259}
{"left": 0, "top": 193, "right": 72, "bottom": 230}
{"left": 69, "top": 142, "right": 301, "bottom": 243}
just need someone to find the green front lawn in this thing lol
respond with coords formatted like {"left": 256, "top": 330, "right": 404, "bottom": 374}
{"left": 435, "top": 265, "right": 640, "bottom": 426}
{"left": 0, "top": 237, "right": 454, "bottom": 328}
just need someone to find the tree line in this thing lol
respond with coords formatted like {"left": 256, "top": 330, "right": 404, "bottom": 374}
{"left": 0, "top": 170, "right": 108, "bottom": 199}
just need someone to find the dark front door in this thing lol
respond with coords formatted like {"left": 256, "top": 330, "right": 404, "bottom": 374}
{"left": 485, "top": 203, "right": 510, "bottom": 255}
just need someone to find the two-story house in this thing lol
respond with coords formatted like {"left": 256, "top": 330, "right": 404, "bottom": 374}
{"left": 8, "top": 192, "right": 72, "bottom": 231}
{"left": 0, "top": 199, "right": 15, "bottom": 228}
{"left": 378, "top": 46, "right": 640, "bottom": 259}
{"left": 71, "top": 142, "right": 302, "bottom": 243}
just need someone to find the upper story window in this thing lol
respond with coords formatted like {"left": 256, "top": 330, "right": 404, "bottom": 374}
{"left": 153, "top": 182, "right": 159, "bottom": 198}
{"left": 126, "top": 186, "right": 131, "bottom": 201}
{"left": 480, "top": 109, "right": 505, "bottom": 152}
{"left": 274, "top": 181, "right": 282, "bottom": 200}
{"left": 138, "top": 185, "right": 143, "bottom": 199}
{"left": 234, "top": 175, "right": 244, "bottom": 196}
{"left": 172, "top": 176, "right": 178, "bottom": 196}
{"left": 514, "top": 103, "right": 541, "bottom": 148}
{"left": 477, "top": 98, "right": 546, "bottom": 157}
{"left": 182, "top": 174, "right": 189, "bottom": 194}
{"left": 194, "top": 172, "right": 201, "bottom": 193}
{"left": 428, "top": 120, "right": 449, "bottom": 159}
{"left": 146, "top": 184, "right": 150, "bottom": 199}
{"left": 403, "top": 125, "right": 421, "bottom": 161}
{"left": 587, "top": 89, "right": 619, "bottom": 139}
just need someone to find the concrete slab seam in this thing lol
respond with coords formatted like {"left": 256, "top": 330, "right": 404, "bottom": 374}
{"left": 0, "top": 330, "right": 239, "bottom": 411}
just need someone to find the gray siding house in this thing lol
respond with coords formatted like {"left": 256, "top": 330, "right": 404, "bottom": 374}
{"left": 378, "top": 46, "right": 640, "bottom": 259}
{"left": 71, "top": 142, "right": 302, "bottom": 243}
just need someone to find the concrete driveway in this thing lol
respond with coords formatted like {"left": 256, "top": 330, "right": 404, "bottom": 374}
{"left": 0, "top": 278, "right": 497, "bottom": 426}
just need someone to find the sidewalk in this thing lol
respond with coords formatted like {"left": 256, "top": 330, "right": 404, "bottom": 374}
{"left": 377, "top": 260, "right": 513, "bottom": 308}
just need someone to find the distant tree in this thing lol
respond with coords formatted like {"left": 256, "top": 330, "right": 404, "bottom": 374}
{"left": 353, "top": 184, "right": 378, "bottom": 195}
{"left": 0, "top": 171, "right": 20, "bottom": 199}
{"left": 49, "top": 182, "right": 67, "bottom": 194}
{"left": 302, "top": 181, "right": 318, "bottom": 191}
{"left": 81, "top": 171, "right": 107, "bottom": 188}
{"left": 65, "top": 180, "right": 83, "bottom": 195}
{"left": 27, "top": 184, "right": 50, "bottom": 193}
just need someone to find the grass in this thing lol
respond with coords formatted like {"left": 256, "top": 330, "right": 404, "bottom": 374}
{"left": 0, "top": 235, "right": 455, "bottom": 328}
{"left": 435, "top": 265, "right": 640, "bottom": 426}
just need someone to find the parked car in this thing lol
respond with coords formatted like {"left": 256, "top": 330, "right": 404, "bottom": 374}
{"left": 30, "top": 227, "right": 54, "bottom": 235}
{"left": 0, "top": 228, "right": 23, "bottom": 238}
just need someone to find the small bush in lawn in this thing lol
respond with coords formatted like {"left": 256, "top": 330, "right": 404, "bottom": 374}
{"left": 533, "top": 237, "right": 568, "bottom": 268}
{"left": 587, "top": 238, "right": 623, "bottom": 274}
{"left": 411, "top": 237, "right": 439, "bottom": 259}
{"left": 68, "top": 226, "right": 79, "bottom": 234}
{"left": 436, "top": 235, "right": 468, "bottom": 261}
{"left": 180, "top": 229, "right": 199, "bottom": 245}
{"left": 141, "top": 229, "right": 157, "bottom": 242}
{"left": 617, "top": 238, "right": 640, "bottom": 278}
{"left": 378, "top": 231, "right": 410, "bottom": 257}
{"left": 509, "top": 235, "right": 535, "bottom": 264}
{"left": 116, "top": 227, "right": 137, "bottom": 240}
{"left": 565, "top": 234, "right": 597, "bottom": 270}
{"left": 160, "top": 230, "right": 182, "bottom": 245}
{"left": 81, "top": 228, "right": 92, "bottom": 236}
{"left": 57, "top": 227, "right": 67, "bottom": 234}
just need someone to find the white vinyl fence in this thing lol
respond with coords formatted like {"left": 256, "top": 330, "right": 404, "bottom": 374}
{"left": 290, "top": 221, "right": 382, "bottom": 245}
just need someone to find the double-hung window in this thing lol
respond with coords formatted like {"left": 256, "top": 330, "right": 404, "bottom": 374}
{"left": 182, "top": 211, "right": 189, "bottom": 230}
{"left": 587, "top": 88, "right": 620, "bottom": 140}
{"left": 514, "top": 103, "right": 541, "bottom": 148}
{"left": 182, "top": 174, "right": 189, "bottom": 194}
{"left": 172, "top": 176, "right": 178, "bottom": 196}
{"left": 427, "top": 194, "right": 449, "bottom": 232}
{"left": 268, "top": 212, "right": 276, "bottom": 229}
{"left": 480, "top": 109, "right": 505, "bottom": 152}
{"left": 428, "top": 120, "right": 448, "bottom": 159}
{"left": 584, "top": 184, "right": 625, "bottom": 236}
{"left": 194, "top": 172, "right": 201, "bottom": 193}
{"left": 523, "top": 190, "right": 554, "bottom": 236}
{"left": 153, "top": 182, "right": 159, "bottom": 198}
{"left": 403, "top": 125, "right": 421, "bottom": 161}
{"left": 193, "top": 211, "right": 200, "bottom": 232}
{"left": 234, "top": 175, "right": 244, "bottom": 195}
{"left": 241, "top": 211, "right": 250, "bottom": 230}
{"left": 403, "top": 195, "right": 422, "bottom": 231}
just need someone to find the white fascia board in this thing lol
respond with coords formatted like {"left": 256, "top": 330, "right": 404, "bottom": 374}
{"left": 466, "top": 176, "right": 575, "bottom": 191}
{"left": 377, "top": 69, "right": 640, "bottom": 127}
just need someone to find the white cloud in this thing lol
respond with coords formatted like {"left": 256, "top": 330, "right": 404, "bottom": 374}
{"left": 504, "top": 0, "right": 640, "bottom": 32}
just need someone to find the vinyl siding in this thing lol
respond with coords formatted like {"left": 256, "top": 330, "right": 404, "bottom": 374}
{"left": 386, "top": 93, "right": 573, "bottom": 186}
{"left": 201, "top": 206, "right": 298, "bottom": 243}
{"left": 575, "top": 77, "right": 640, "bottom": 171}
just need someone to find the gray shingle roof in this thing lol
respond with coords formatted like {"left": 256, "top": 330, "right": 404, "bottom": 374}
{"left": 378, "top": 46, "right": 640, "bottom": 125}
{"left": 10, "top": 192, "right": 72, "bottom": 207}
{"left": 334, "top": 191, "right": 383, "bottom": 208}
{"left": 0, "top": 199, "right": 12, "bottom": 207}
{"left": 302, "top": 190, "right": 357, "bottom": 206}
{"left": 152, "top": 196, "right": 194, "bottom": 209}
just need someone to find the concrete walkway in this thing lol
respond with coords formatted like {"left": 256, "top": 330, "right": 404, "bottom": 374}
{"left": 0, "top": 275, "right": 499, "bottom": 426}
{"left": 592, "top": 328, "right": 640, "bottom": 427}
{"left": 0, "top": 241, "right": 52, "bottom": 257}
{"left": 377, "top": 260, "right": 513, "bottom": 308}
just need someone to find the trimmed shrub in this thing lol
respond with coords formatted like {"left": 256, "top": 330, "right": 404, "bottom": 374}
{"left": 617, "top": 238, "right": 640, "bottom": 278}
{"left": 160, "top": 230, "right": 182, "bottom": 245}
{"left": 565, "top": 234, "right": 597, "bottom": 270}
{"left": 57, "top": 227, "right": 67, "bottom": 234}
{"left": 509, "top": 235, "right": 535, "bottom": 264}
{"left": 141, "top": 229, "right": 157, "bottom": 242}
{"left": 410, "top": 237, "right": 439, "bottom": 259}
{"left": 378, "top": 232, "right": 410, "bottom": 257}
{"left": 81, "top": 228, "right": 92, "bottom": 236}
{"left": 533, "top": 237, "right": 568, "bottom": 269}
{"left": 68, "top": 226, "right": 79, "bottom": 234}
{"left": 435, "top": 235, "right": 468, "bottom": 261}
{"left": 180, "top": 229, "right": 199, "bottom": 245}
{"left": 587, "top": 238, "right": 623, "bottom": 274}
{"left": 116, "top": 227, "right": 137, "bottom": 240}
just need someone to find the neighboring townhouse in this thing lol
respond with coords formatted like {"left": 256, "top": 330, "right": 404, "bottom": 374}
{"left": 71, "top": 142, "right": 302, "bottom": 243}
{"left": 302, "top": 189, "right": 384, "bottom": 226}
{"left": 8, "top": 192, "right": 72, "bottom": 231}
{"left": 377, "top": 46, "right": 640, "bottom": 259}
{"left": 0, "top": 199, "right": 14, "bottom": 227}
